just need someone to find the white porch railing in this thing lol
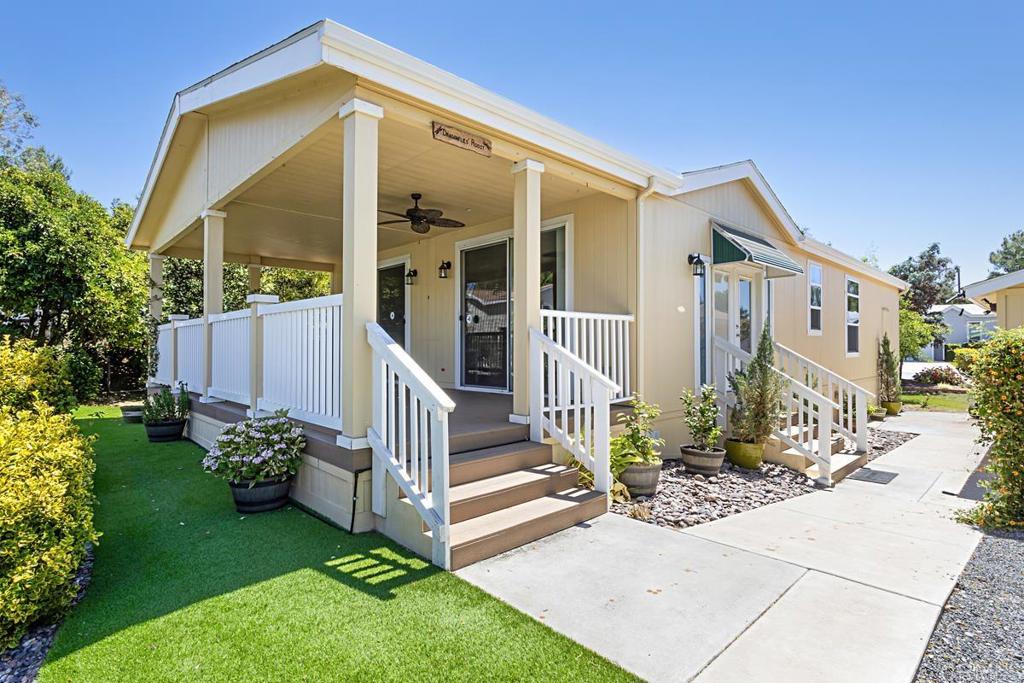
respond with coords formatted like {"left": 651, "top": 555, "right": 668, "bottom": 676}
{"left": 258, "top": 295, "right": 343, "bottom": 430}
{"left": 209, "top": 309, "right": 251, "bottom": 405}
{"left": 174, "top": 317, "right": 205, "bottom": 392}
{"left": 366, "top": 322, "right": 456, "bottom": 569}
{"left": 774, "top": 342, "right": 871, "bottom": 452}
{"left": 529, "top": 327, "right": 618, "bottom": 493}
{"left": 713, "top": 336, "right": 836, "bottom": 485}
{"left": 540, "top": 310, "right": 633, "bottom": 401}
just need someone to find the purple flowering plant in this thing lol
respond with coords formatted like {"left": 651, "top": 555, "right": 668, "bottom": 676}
{"left": 202, "top": 410, "right": 306, "bottom": 486}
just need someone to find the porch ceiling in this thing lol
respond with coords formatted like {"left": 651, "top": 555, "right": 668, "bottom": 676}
{"left": 168, "top": 116, "right": 598, "bottom": 264}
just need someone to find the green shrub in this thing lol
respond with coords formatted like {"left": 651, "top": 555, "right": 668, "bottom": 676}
{"left": 680, "top": 385, "right": 722, "bottom": 450}
{"left": 727, "top": 325, "right": 786, "bottom": 444}
{"left": 142, "top": 385, "right": 190, "bottom": 424}
{"left": 0, "top": 336, "right": 78, "bottom": 412}
{"left": 952, "top": 346, "right": 981, "bottom": 376}
{"left": 0, "top": 403, "right": 98, "bottom": 648}
{"left": 912, "top": 365, "right": 964, "bottom": 386}
{"left": 877, "top": 333, "right": 902, "bottom": 403}
{"left": 957, "top": 327, "right": 1024, "bottom": 528}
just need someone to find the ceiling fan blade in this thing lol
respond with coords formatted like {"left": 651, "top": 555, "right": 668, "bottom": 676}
{"left": 428, "top": 217, "right": 466, "bottom": 228}
{"left": 377, "top": 220, "right": 409, "bottom": 226}
{"left": 378, "top": 210, "right": 410, "bottom": 219}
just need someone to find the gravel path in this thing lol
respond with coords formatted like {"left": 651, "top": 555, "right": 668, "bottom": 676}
{"left": 914, "top": 529, "right": 1024, "bottom": 683}
{"left": 0, "top": 546, "right": 93, "bottom": 683}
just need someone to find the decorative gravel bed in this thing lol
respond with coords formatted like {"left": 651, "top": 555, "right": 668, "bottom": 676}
{"left": 914, "top": 530, "right": 1024, "bottom": 683}
{"left": 862, "top": 425, "right": 918, "bottom": 462}
{"left": 0, "top": 546, "right": 93, "bottom": 683}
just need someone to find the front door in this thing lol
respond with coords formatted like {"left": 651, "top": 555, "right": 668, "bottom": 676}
{"left": 377, "top": 264, "right": 407, "bottom": 349}
{"left": 461, "top": 240, "right": 510, "bottom": 390}
{"left": 711, "top": 266, "right": 763, "bottom": 393}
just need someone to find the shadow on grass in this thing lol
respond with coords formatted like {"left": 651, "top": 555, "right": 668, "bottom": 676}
{"left": 49, "top": 411, "right": 438, "bottom": 659}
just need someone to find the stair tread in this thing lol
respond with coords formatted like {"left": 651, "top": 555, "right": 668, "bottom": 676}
{"left": 805, "top": 452, "right": 865, "bottom": 479}
{"left": 446, "top": 488, "right": 605, "bottom": 547}
{"left": 449, "top": 464, "right": 576, "bottom": 503}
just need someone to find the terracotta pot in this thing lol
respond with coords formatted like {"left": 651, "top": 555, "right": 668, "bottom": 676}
{"left": 144, "top": 419, "right": 186, "bottom": 442}
{"left": 229, "top": 476, "right": 293, "bottom": 513}
{"left": 881, "top": 401, "right": 903, "bottom": 416}
{"left": 679, "top": 445, "right": 726, "bottom": 476}
{"left": 619, "top": 462, "right": 662, "bottom": 497}
{"left": 725, "top": 439, "right": 765, "bottom": 470}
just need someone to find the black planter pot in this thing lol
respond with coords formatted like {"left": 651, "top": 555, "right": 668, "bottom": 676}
{"left": 144, "top": 419, "right": 186, "bottom": 442}
{"left": 229, "top": 476, "right": 293, "bottom": 513}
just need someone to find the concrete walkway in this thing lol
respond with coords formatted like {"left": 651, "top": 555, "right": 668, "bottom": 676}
{"left": 457, "top": 411, "right": 985, "bottom": 683}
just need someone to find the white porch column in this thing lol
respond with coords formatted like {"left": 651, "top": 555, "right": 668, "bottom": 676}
{"left": 201, "top": 209, "right": 226, "bottom": 400}
{"left": 248, "top": 260, "right": 262, "bottom": 294}
{"left": 148, "top": 254, "right": 165, "bottom": 321}
{"left": 338, "top": 98, "right": 383, "bottom": 446}
{"left": 511, "top": 159, "right": 544, "bottom": 420}
{"left": 330, "top": 262, "right": 343, "bottom": 295}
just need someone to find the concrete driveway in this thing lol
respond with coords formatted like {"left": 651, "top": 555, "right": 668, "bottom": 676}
{"left": 457, "top": 412, "right": 984, "bottom": 683}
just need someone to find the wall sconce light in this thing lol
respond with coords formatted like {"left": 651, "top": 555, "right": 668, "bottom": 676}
{"left": 405, "top": 268, "right": 418, "bottom": 286}
{"left": 687, "top": 253, "right": 706, "bottom": 277}
{"left": 438, "top": 260, "right": 452, "bottom": 279}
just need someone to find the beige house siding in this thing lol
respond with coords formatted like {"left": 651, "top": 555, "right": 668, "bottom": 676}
{"left": 997, "top": 287, "right": 1024, "bottom": 330}
{"left": 676, "top": 181, "right": 792, "bottom": 241}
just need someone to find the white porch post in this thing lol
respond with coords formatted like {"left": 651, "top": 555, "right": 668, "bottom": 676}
{"left": 330, "top": 262, "right": 343, "bottom": 295}
{"left": 511, "top": 159, "right": 544, "bottom": 421}
{"left": 148, "top": 254, "right": 165, "bottom": 322}
{"left": 201, "top": 209, "right": 226, "bottom": 400}
{"left": 338, "top": 98, "right": 383, "bottom": 446}
{"left": 248, "top": 260, "right": 262, "bottom": 294}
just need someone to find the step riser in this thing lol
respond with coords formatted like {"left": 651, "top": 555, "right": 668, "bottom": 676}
{"left": 449, "top": 425, "right": 530, "bottom": 455}
{"left": 450, "top": 444, "right": 553, "bottom": 486}
{"left": 449, "top": 468, "right": 580, "bottom": 524}
{"left": 450, "top": 493, "right": 607, "bottom": 570}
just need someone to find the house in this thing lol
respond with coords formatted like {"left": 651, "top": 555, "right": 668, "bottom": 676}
{"left": 129, "top": 20, "right": 907, "bottom": 570}
{"left": 921, "top": 303, "right": 996, "bottom": 360}
{"left": 963, "top": 269, "right": 1024, "bottom": 331}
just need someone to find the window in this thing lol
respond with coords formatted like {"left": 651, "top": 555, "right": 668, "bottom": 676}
{"left": 967, "top": 321, "right": 987, "bottom": 343}
{"left": 808, "top": 262, "right": 823, "bottom": 334}
{"left": 539, "top": 225, "right": 567, "bottom": 310}
{"left": 846, "top": 276, "right": 860, "bottom": 355}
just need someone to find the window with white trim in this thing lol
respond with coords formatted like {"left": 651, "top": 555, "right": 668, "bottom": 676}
{"left": 845, "top": 276, "right": 860, "bottom": 355}
{"left": 967, "top": 321, "right": 986, "bottom": 343}
{"left": 808, "top": 262, "right": 823, "bottom": 334}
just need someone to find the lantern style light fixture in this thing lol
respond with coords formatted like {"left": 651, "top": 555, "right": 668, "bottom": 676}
{"left": 438, "top": 260, "right": 452, "bottom": 279}
{"left": 405, "top": 268, "right": 418, "bottom": 285}
{"left": 687, "top": 253, "right": 706, "bottom": 277}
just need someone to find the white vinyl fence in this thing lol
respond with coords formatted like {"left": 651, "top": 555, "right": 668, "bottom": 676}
{"left": 208, "top": 309, "right": 251, "bottom": 405}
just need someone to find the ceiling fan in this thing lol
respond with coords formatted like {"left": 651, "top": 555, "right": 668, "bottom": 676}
{"left": 378, "top": 193, "right": 466, "bottom": 234}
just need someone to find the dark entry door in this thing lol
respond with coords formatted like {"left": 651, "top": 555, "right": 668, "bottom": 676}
{"left": 377, "top": 264, "right": 407, "bottom": 348}
{"left": 461, "top": 241, "right": 510, "bottom": 390}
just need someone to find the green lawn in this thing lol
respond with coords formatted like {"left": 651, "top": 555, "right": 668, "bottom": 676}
{"left": 900, "top": 392, "right": 972, "bottom": 412}
{"left": 40, "top": 407, "right": 636, "bottom": 682}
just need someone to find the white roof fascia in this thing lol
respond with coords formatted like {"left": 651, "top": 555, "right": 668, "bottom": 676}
{"left": 800, "top": 237, "right": 910, "bottom": 292}
{"left": 964, "top": 269, "right": 1024, "bottom": 302}
{"left": 318, "top": 20, "right": 679, "bottom": 192}
{"left": 672, "top": 160, "right": 803, "bottom": 243}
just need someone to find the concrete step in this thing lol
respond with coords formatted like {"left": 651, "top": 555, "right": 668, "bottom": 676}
{"left": 449, "top": 441, "right": 554, "bottom": 486}
{"left": 448, "top": 463, "right": 580, "bottom": 523}
{"left": 805, "top": 451, "right": 868, "bottom": 484}
{"left": 443, "top": 488, "right": 607, "bottom": 570}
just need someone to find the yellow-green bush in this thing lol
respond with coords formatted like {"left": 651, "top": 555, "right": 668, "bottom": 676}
{"left": 0, "top": 336, "right": 78, "bottom": 413}
{"left": 0, "top": 403, "right": 98, "bottom": 648}
{"left": 952, "top": 346, "right": 981, "bottom": 376}
{"left": 958, "top": 327, "right": 1024, "bottom": 528}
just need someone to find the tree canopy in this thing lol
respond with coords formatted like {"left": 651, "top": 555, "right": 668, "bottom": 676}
{"left": 898, "top": 296, "right": 944, "bottom": 362}
{"left": 989, "top": 229, "right": 1024, "bottom": 277}
{"left": 888, "top": 243, "right": 958, "bottom": 315}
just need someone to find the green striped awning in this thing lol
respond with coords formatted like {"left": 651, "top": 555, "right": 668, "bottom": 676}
{"left": 712, "top": 222, "right": 803, "bottom": 278}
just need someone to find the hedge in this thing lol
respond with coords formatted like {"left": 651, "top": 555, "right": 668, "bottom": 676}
{"left": 0, "top": 403, "right": 98, "bottom": 649}
{"left": 0, "top": 336, "right": 79, "bottom": 413}
{"left": 958, "top": 327, "right": 1024, "bottom": 528}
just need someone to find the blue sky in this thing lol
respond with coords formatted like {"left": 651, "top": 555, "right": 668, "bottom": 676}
{"left": 3, "top": 1, "right": 1021, "bottom": 283}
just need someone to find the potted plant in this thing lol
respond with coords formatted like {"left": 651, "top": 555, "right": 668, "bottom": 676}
{"left": 142, "top": 385, "right": 190, "bottom": 442}
{"left": 877, "top": 332, "right": 903, "bottom": 415}
{"left": 614, "top": 397, "right": 666, "bottom": 497}
{"left": 121, "top": 402, "right": 144, "bottom": 423}
{"left": 725, "top": 325, "right": 787, "bottom": 469}
{"left": 868, "top": 403, "right": 888, "bottom": 421}
{"left": 679, "top": 384, "right": 725, "bottom": 475}
{"left": 202, "top": 410, "right": 306, "bottom": 513}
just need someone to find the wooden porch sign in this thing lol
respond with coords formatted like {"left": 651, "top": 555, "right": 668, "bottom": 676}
{"left": 432, "top": 122, "right": 492, "bottom": 157}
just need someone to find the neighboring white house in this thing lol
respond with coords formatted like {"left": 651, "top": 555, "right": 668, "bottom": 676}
{"left": 923, "top": 303, "right": 996, "bottom": 360}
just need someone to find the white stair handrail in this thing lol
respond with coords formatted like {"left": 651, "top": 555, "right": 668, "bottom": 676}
{"left": 529, "top": 328, "right": 618, "bottom": 494}
{"left": 540, "top": 310, "right": 633, "bottom": 401}
{"left": 366, "top": 322, "right": 455, "bottom": 569}
{"left": 775, "top": 342, "right": 871, "bottom": 452}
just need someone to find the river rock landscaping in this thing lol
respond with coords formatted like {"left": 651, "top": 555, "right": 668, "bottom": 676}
{"left": 914, "top": 529, "right": 1024, "bottom": 683}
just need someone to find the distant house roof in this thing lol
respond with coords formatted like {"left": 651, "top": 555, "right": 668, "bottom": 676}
{"left": 963, "top": 269, "right": 1024, "bottom": 307}
{"left": 929, "top": 303, "right": 993, "bottom": 317}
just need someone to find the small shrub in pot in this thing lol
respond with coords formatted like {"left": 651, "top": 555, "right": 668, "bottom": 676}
{"left": 142, "top": 385, "right": 190, "bottom": 442}
{"left": 202, "top": 410, "right": 306, "bottom": 513}
{"left": 726, "top": 326, "right": 787, "bottom": 469}
{"left": 679, "top": 384, "right": 725, "bottom": 476}
{"left": 877, "top": 333, "right": 903, "bottom": 415}
{"left": 614, "top": 397, "right": 665, "bottom": 497}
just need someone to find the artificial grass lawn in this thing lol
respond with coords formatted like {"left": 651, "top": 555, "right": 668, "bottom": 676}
{"left": 900, "top": 392, "right": 972, "bottom": 412}
{"left": 39, "top": 407, "right": 637, "bottom": 682}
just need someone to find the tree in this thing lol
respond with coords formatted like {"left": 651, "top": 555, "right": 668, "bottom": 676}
{"left": 989, "top": 229, "right": 1024, "bottom": 277}
{"left": 888, "top": 243, "right": 958, "bottom": 315}
{"left": 161, "top": 261, "right": 330, "bottom": 318}
{"left": 898, "top": 296, "right": 943, "bottom": 364}
{"left": 0, "top": 82, "right": 37, "bottom": 162}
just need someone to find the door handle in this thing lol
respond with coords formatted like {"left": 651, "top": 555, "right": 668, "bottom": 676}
{"left": 473, "top": 315, "right": 480, "bottom": 323}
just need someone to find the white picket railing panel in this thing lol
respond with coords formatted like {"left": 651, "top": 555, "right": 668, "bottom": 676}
{"left": 258, "top": 294, "right": 343, "bottom": 430}
{"left": 529, "top": 328, "right": 617, "bottom": 494}
{"left": 367, "top": 322, "right": 455, "bottom": 569}
{"left": 209, "top": 309, "right": 251, "bottom": 405}
{"left": 541, "top": 310, "right": 633, "bottom": 401}
{"left": 153, "top": 323, "right": 174, "bottom": 385}
{"left": 174, "top": 318, "right": 205, "bottom": 393}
